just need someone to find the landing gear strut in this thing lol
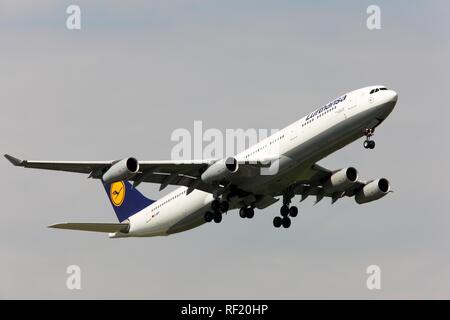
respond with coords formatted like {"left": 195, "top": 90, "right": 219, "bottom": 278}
{"left": 273, "top": 187, "right": 298, "bottom": 229}
{"left": 363, "top": 128, "right": 375, "bottom": 149}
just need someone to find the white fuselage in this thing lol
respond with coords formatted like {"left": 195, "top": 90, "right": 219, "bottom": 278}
{"left": 115, "top": 86, "right": 397, "bottom": 238}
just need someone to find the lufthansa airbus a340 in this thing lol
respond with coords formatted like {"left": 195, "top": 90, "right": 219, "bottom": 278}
{"left": 5, "top": 85, "right": 398, "bottom": 238}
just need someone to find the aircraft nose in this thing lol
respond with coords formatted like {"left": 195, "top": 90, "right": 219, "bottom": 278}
{"left": 388, "top": 90, "right": 398, "bottom": 103}
{"left": 376, "top": 89, "right": 397, "bottom": 118}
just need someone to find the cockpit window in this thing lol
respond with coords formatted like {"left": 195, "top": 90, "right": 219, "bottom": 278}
{"left": 370, "top": 87, "right": 388, "bottom": 94}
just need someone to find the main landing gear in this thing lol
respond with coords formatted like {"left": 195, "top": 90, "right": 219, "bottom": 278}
{"left": 239, "top": 206, "right": 255, "bottom": 219}
{"left": 363, "top": 128, "right": 376, "bottom": 149}
{"left": 273, "top": 188, "right": 298, "bottom": 229}
{"left": 204, "top": 199, "right": 229, "bottom": 224}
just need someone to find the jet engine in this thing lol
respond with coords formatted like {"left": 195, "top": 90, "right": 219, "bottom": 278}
{"left": 355, "top": 178, "right": 390, "bottom": 204}
{"left": 102, "top": 157, "right": 139, "bottom": 184}
{"left": 201, "top": 157, "right": 238, "bottom": 184}
{"left": 323, "top": 167, "right": 358, "bottom": 192}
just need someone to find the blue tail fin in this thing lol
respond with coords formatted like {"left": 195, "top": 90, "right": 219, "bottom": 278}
{"left": 102, "top": 180, "right": 155, "bottom": 222}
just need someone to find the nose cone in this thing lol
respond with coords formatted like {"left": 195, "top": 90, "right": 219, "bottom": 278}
{"left": 388, "top": 90, "right": 398, "bottom": 103}
{"left": 376, "top": 89, "right": 397, "bottom": 119}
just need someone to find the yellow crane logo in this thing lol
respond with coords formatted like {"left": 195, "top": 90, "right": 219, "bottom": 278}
{"left": 110, "top": 181, "right": 125, "bottom": 206}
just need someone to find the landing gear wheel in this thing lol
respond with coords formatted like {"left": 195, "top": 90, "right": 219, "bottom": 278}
{"left": 213, "top": 212, "right": 222, "bottom": 223}
{"left": 280, "top": 205, "right": 290, "bottom": 217}
{"left": 245, "top": 208, "right": 254, "bottom": 219}
{"left": 273, "top": 216, "right": 282, "bottom": 228}
{"left": 282, "top": 216, "right": 291, "bottom": 228}
{"left": 219, "top": 201, "right": 229, "bottom": 213}
{"left": 368, "top": 140, "right": 375, "bottom": 149}
{"left": 239, "top": 207, "right": 247, "bottom": 218}
{"left": 211, "top": 200, "right": 220, "bottom": 212}
{"left": 204, "top": 211, "right": 213, "bottom": 223}
{"left": 289, "top": 206, "right": 298, "bottom": 217}
{"left": 363, "top": 140, "right": 369, "bottom": 149}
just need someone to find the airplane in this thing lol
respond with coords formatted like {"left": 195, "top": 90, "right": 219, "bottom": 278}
{"left": 5, "top": 85, "right": 398, "bottom": 238}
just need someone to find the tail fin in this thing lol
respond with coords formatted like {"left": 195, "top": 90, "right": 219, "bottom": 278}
{"left": 102, "top": 180, "right": 155, "bottom": 222}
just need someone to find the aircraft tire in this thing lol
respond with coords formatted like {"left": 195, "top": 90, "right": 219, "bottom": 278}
{"left": 280, "top": 205, "right": 290, "bottom": 216}
{"left": 273, "top": 216, "right": 282, "bottom": 228}
{"left": 246, "top": 208, "right": 254, "bottom": 219}
{"left": 204, "top": 211, "right": 213, "bottom": 223}
{"left": 213, "top": 212, "right": 222, "bottom": 223}
{"left": 289, "top": 206, "right": 298, "bottom": 217}
{"left": 282, "top": 216, "right": 291, "bottom": 228}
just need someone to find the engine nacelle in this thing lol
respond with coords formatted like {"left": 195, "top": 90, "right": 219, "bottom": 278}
{"left": 201, "top": 157, "right": 238, "bottom": 184}
{"left": 323, "top": 167, "right": 358, "bottom": 192}
{"left": 355, "top": 178, "right": 390, "bottom": 204}
{"left": 102, "top": 157, "right": 139, "bottom": 184}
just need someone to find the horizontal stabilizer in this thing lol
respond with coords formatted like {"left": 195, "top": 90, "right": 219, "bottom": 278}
{"left": 4, "top": 154, "right": 24, "bottom": 166}
{"left": 48, "top": 222, "right": 129, "bottom": 233}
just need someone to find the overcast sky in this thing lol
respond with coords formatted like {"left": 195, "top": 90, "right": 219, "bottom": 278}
{"left": 1, "top": 1, "right": 449, "bottom": 299}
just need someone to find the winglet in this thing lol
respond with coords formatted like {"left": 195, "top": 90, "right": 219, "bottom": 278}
{"left": 4, "top": 154, "right": 24, "bottom": 166}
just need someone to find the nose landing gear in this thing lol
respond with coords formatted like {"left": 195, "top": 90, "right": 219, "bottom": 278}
{"left": 363, "top": 128, "right": 376, "bottom": 149}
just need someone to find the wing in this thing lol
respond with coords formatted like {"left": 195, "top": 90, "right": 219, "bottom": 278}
{"left": 4, "top": 154, "right": 217, "bottom": 193}
{"left": 5, "top": 154, "right": 268, "bottom": 195}
{"left": 4, "top": 154, "right": 211, "bottom": 175}
{"left": 4, "top": 154, "right": 112, "bottom": 174}
{"left": 286, "top": 164, "right": 367, "bottom": 204}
